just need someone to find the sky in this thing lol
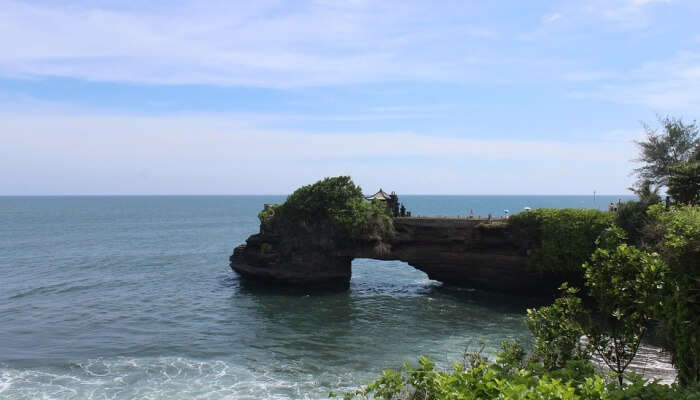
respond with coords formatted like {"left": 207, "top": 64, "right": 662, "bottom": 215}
{"left": 1, "top": 0, "right": 699, "bottom": 195}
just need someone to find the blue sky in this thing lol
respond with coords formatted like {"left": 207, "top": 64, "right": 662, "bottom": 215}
{"left": 1, "top": 0, "right": 699, "bottom": 194}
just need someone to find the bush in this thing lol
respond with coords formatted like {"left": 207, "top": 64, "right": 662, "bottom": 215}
{"left": 508, "top": 208, "right": 614, "bottom": 276}
{"left": 667, "top": 161, "right": 700, "bottom": 205}
{"left": 526, "top": 284, "right": 591, "bottom": 370}
{"left": 495, "top": 339, "right": 527, "bottom": 374}
{"left": 633, "top": 116, "right": 699, "bottom": 187}
{"left": 615, "top": 198, "right": 662, "bottom": 247}
{"left": 648, "top": 204, "right": 700, "bottom": 385}
{"left": 335, "top": 354, "right": 699, "bottom": 400}
{"left": 257, "top": 176, "right": 394, "bottom": 245}
{"left": 583, "top": 228, "right": 669, "bottom": 386}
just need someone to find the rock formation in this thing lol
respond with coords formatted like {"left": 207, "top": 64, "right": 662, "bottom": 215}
{"left": 231, "top": 216, "right": 565, "bottom": 295}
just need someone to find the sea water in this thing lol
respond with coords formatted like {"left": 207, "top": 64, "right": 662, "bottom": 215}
{"left": 0, "top": 195, "right": 632, "bottom": 399}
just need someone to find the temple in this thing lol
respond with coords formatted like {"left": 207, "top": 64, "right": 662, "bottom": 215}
{"left": 366, "top": 188, "right": 400, "bottom": 217}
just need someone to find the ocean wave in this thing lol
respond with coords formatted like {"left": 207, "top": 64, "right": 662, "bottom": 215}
{"left": 0, "top": 357, "right": 356, "bottom": 400}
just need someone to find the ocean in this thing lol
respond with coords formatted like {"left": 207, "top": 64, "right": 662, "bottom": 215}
{"left": 0, "top": 195, "right": 632, "bottom": 399}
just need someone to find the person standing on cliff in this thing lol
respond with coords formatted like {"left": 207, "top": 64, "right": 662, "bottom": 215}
{"left": 469, "top": 209, "right": 474, "bottom": 219}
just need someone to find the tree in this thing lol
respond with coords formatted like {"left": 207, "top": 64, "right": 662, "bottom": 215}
{"left": 667, "top": 161, "right": 700, "bottom": 205}
{"left": 634, "top": 116, "right": 699, "bottom": 187}
{"left": 260, "top": 176, "right": 394, "bottom": 244}
{"left": 583, "top": 226, "right": 669, "bottom": 386}
{"left": 627, "top": 179, "right": 661, "bottom": 204}
{"left": 618, "top": 180, "right": 662, "bottom": 246}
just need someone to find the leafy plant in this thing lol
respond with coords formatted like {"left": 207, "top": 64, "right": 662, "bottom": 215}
{"left": 335, "top": 353, "right": 699, "bottom": 399}
{"left": 526, "top": 284, "right": 592, "bottom": 370}
{"left": 508, "top": 208, "right": 614, "bottom": 277}
{"left": 634, "top": 116, "right": 699, "bottom": 187}
{"left": 258, "top": 176, "right": 394, "bottom": 246}
{"left": 648, "top": 204, "right": 700, "bottom": 385}
{"left": 667, "top": 161, "right": 700, "bottom": 205}
{"left": 583, "top": 227, "right": 669, "bottom": 386}
{"left": 615, "top": 198, "right": 660, "bottom": 248}
{"left": 495, "top": 339, "right": 527, "bottom": 374}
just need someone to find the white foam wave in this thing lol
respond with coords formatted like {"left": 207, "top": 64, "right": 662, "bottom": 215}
{"left": 0, "top": 357, "right": 357, "bottom": 399}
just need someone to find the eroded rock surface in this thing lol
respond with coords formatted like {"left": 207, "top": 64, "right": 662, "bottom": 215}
{"left": 231, "top": 217, "right": 567, "bottom": 294}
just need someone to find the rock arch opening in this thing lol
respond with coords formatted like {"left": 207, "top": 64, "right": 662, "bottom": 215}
{"left": 350, "top": 258, "right": 436, "bottom": 292}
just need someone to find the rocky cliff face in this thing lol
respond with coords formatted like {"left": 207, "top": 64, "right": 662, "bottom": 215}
{"left": 231, "top": 217, "right": 565, "bottom": 295}
{"left": 377, "top": 218, "right": 549, "bottom": 293}
{"left": 230, "top": 232, "right": 353, "bottom": 286}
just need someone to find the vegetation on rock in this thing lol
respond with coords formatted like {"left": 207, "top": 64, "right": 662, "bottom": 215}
{"left": 508, "top": 208, "right": 614, "bottom": 276}
{"left": 258, "top": 176, "right": 394, "bottom": 246}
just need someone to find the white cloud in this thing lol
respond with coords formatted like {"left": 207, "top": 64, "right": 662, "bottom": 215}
{"left": 628, "top": 0, "right": 672, "bottom": 6}
{"left": 570, "top": 51, "right": 700, "bottom": 110}
{"left": 0, "top": 0, "right": 502, "bottom": 87}
{"left": 581, "top": 0, "right": 672, "bottom": 29}
{"left": 0, "top": 111, "right": 637, "bottom": 194}
{"left": 542, "top": 13, "right": 563, "bottom": 24}
{"left": 560, "top": 70, "right": 620, "bottom": 82}
{"left": 0, "top": 0, "right": 691, "bottom": 93}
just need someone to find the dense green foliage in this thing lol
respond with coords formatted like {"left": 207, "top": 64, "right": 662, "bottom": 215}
{"left": 634, "top": 116, "right": 699, "bottom": 187}
{"left": 258, "top": 176, "right": 394, "bottom": 245}
{"left": 648, "top": 204, "right": 700, "bottom": 385}
{"left": 604, "top": 114, "right": 700, "bottom": 383}
{"left": 583, "top": 226, "right": 669, "bottom": 385}
{"left": 614, "top": 196, "right": 661, "bottom": 247}
{"left": 335, "top": 348, "right": 699, "bottom": 400}
{"left": 667, "top": 161, "right": 700, "bottom": 205}
{"left": 526, "top": 284, "right": 591, "bottom": 370}
{"left": 523, "top": 228, "right": 668, "bottom": 386}
{"left": 508, "top": 208, "right": 614, "bottom": 275}
{"left": 631, "top": 116, "right": 699, "bottom": 205}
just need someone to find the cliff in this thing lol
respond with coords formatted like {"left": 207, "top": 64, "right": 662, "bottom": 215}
{"left": 230, "top": 216, "right": 566, "bottom": 295}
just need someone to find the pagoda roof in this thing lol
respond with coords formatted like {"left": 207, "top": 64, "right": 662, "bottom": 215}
{"left": 366, "top": 188, "right": 392, "bottom": 201}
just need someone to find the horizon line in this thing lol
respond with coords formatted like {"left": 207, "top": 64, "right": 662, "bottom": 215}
{"left": 0, "top": 193, "right": 637, "bottom": 197}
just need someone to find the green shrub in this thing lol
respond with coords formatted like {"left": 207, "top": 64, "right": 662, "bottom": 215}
{"left": 258, "top": 176, "right": 394, "bottom": 245}
{"left": 336, "top": 354, "right": 698, "bottom": 399}
{"left": 648, "top": 204, "right": 700, "bottom": 385}
{"left": 667, "top": 161, "right": 700, "bottom": 205}
{"left": 526, "top": 284, "right": 592, "bottom": 370}
{"left": 508, "top": 208, "right": 614, "bottom": 275}
{"left": 495, "top": 339, "right": 527, "bottom": 374}
{"left": 615, "top": 199, "right": 661, "bottom": 247}
{"left": 583, "top": 229, "right": 669, "bottom": 386}
{"left": 258, "top": 204, "right": 279, "bottom": 227}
